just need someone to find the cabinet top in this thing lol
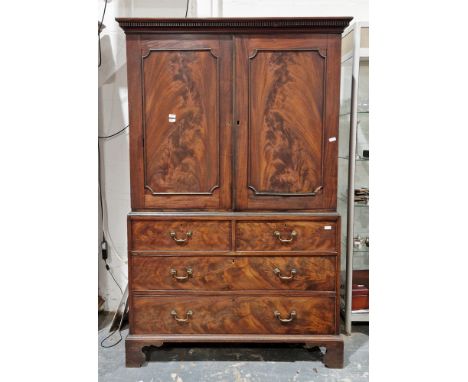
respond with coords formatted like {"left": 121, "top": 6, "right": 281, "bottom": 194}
{"left": 116, "top": 17, "right": 352, "bottom": 34}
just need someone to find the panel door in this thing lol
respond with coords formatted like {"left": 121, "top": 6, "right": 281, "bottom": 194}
{"left": 126, "top": 35, "right": 232, "bottom": 210}
{"left": 234, "top": 35, "right": 341, "bottom": 210}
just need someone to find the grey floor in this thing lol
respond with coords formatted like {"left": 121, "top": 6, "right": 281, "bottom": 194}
{"left": 99, "top": 314, "right": 368, "bottom": 382}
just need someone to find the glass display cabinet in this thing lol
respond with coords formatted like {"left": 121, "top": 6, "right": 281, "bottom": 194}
{"left": 338, "top": 22, "right": 369, "bottom": 335}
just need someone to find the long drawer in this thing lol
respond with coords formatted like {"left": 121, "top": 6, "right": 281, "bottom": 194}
{"left": 132, "top": 294, "right": 336, "bottom": 335}
{"left": 131, "top": 255, "right": 336, "bottom": 291}
{"left": 129, "top": 219, "right": 231, "bottom": 252}
{"left": 236, "top": 220, "right": 337, "bottom": 252}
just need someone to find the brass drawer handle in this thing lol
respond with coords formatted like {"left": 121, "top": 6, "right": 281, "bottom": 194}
{"left": 170, "top": 267, "right": 193, "bottom": 281}
{"left": 273, "top": 267, "right": 297, "bottom": 280}
{"left": 273, "top": 230, "right": 297, "bottom": 243}
{"left": 171, "top": 309, "right": 193, "bottom": 322}
{"left": 274, "top": 310, "right": 297, "bottom": 323}
{"left": 170, "top": 231, "right": 192, "bottom": 243}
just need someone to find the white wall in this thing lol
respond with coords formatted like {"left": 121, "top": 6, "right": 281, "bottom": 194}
{"left": 98, "top": 0, "right": 368, "bottom": 311}
{"left": 221, "top": 0, "right": 368, "bottom": 20}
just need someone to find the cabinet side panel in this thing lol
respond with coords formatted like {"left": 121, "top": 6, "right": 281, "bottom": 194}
{"left": 126, "top": 34, "right": 145, "bottom": 209}
{"left": 323, "top": 35, "right": 341, "bottom": 209}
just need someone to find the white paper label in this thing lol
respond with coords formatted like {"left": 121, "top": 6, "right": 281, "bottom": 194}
{"left": 328, "top": 137, "right": 336, "bottom": 142}
{"left": 324, "top": 225, "right": 332, "bottom": 230}
{"left": 168, "top": 114, "right": 176, "bottom": 122}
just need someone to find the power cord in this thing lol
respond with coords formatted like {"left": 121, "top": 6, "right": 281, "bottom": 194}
{"left": 100, "top": 301, "right": 127, "bottom": 348}
{"left": 98, "top": 125, "right": 128, "bottom": 139}
{"left": 185, "top": 0, "right": 190, "bottom": 17}
{"left": 105, "top": 261, "right": 123, "bottom": 295}
{"left": 98, "top": 141, "right": 124, "bottom": 295}
{"left": 98, "top": 0, "right": 108, "bottom": 68}
{"left": 98, "top": 128, "right": 130, "bottom": 266}
{"left": 102, "top": 240, "right": 123, "bottom": 295}
{"left": 100, "top": 328, "right": 123, "bottom": 348}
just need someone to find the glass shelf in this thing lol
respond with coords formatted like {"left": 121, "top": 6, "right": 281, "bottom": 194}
{"left": 338, "top": 196, "right": 369, "bottom": 207}
{"left": 339, "top": 156, "right": 369, "bottom": 161}
{"left": 340, "top": 301, "right": 369, "bottom": 323}
{"left": 339, "top": 111, "right": 369, "bottom": 117}
{"left": 351, "top": 311, "right": 369, "bottom": 322}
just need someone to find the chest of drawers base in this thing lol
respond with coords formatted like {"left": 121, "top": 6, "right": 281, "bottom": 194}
{"left": 126, "top": 212, "right": 344, "bottom": 368}
{"left": 125, "top": 334, "right": 343, "bottom": 368}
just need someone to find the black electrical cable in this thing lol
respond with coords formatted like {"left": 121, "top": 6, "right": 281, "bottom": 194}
{"left": 98, "top": 124, "right": 129, "bottom": 139}
{"left": 100, "top": 302, "right": 127, "bottom": 348}
{"left": 185, "top": 0, "right": 190, "bottom": 17}
{"left": 98, "top": 141, "right": 105, "bottom": 226}
{"left": 100, "top": 328, "right": 122, "bottom": 348}
{"left": 99, "top": 0, "right": 108, "bottom": 34}
{"left": 105, "top": 261, "right": 123, "bottom": 295}
{"left": 98, "top": 140, "right": 123, "bottom": 295}
{"left": 98, "top": 0, "right": 108, "bottom": 68}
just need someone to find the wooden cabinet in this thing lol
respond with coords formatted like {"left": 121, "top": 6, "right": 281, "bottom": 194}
{"left": 118, "top": 17, "right": 352, "bottom": 369}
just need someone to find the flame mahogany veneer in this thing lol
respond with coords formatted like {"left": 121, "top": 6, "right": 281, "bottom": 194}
{"left": 118, "top": 16, "right": 352, "bottom": 369}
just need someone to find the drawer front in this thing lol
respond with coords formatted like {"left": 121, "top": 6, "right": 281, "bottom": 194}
{"left": 132, "top": 295, "right": 335, "bottom": 335}
{"left": 130, "top": 220, "right": 231, "bottom": 251}
{"left": 131, "top": 255, "right": 336, "bottom": 291}
{"left": 236, "top": 221, "right": 337, "bottom": 252}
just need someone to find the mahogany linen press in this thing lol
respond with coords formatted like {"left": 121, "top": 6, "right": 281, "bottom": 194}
{"left": 117, "top": 17, "right": 352, "bottom": 368}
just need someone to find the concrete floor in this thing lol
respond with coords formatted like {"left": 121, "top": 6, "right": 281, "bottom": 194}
{"left": 98, "top": 315, "right": 368, "bottom": 382}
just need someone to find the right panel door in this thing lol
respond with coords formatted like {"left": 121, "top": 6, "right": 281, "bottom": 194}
{"left": 235, "top": 35, "right": 340, "bottom": 210}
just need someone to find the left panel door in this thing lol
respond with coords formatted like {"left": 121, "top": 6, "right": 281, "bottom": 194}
{"left": 126, "top": 35, "right": 232, "bottom": 210}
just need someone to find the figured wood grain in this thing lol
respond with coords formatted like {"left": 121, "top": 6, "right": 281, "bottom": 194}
{"left": 234, "top": 35, "right": 341, "bottom": 210}
{"left": 143, "top": 49, "right": 218, "bottom": 194}
{"left": 132, "top": 294, "right": 335, "bottom": 335}
{"left": 249, "top": 50, "right": 324, "bottom": 195}
{"left": 130, "top": 220, "right": 231, "bottom": 251}
{"left": 126, "top": 36, "right": 232, "bottom": 210}
{"left": 236, "top": 220, "right": 336, "bottom": 252}
{"left": 131, "top": 255, "right": 336, "bottom": 291}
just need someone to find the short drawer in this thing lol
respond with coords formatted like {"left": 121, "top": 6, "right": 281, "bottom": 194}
{"left": 130, "top": 220, "right": 231, "bottom": 251}
{"left": 236, "top": 221, "right": 337, "bottom": 252}
{"left": 132, "top": 294, "right": 335, "bottom": 335}
{"left": 131, "top": 255, "right": 336, "bottom": 291}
